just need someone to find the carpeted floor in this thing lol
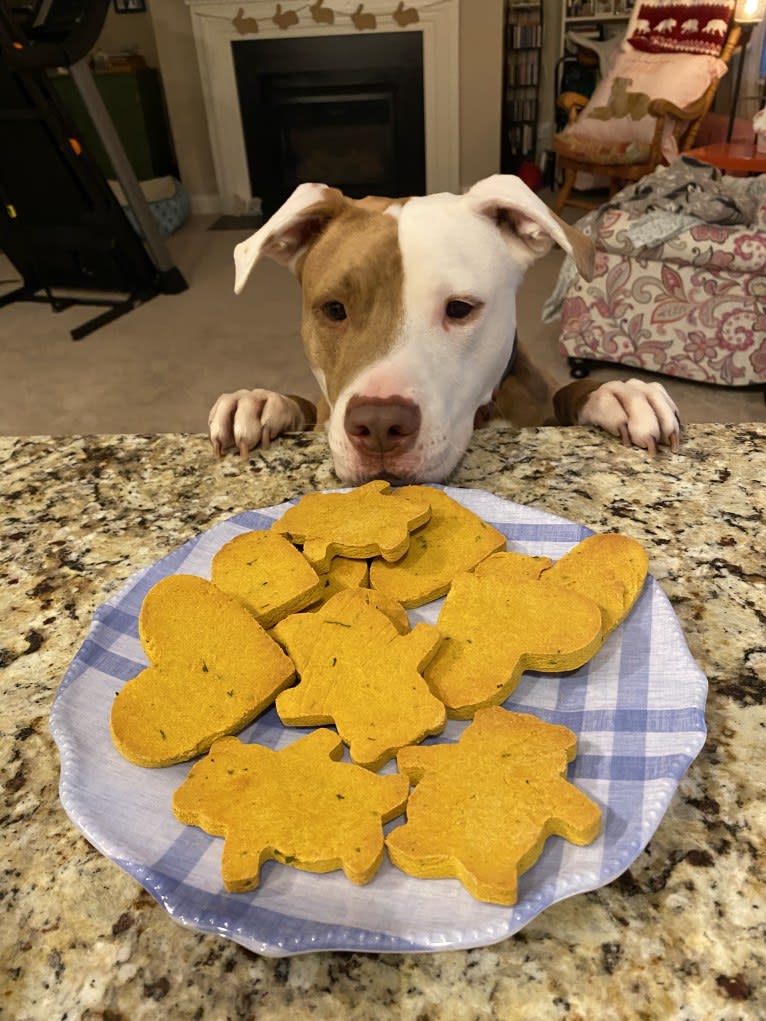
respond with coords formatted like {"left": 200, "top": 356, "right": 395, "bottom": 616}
{"left": 1, "top": 212, "right": 764, "bottom": 438}
{"left": 207, "top": 214, "right": 264, "bottom": 231}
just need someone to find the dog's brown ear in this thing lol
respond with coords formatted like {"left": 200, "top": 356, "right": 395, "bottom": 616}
{"left": 233, "top": 183, "right": 346, "bottom": 294}
{"left": 464, "top": 174, "right": 595, "bottom": 282}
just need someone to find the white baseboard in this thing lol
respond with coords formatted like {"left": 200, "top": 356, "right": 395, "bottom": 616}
{"left": 190, "top": 193, "right": 222, "bottom": 216}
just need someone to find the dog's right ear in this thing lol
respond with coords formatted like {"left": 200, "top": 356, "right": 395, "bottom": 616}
{"left": 233, "top": 183, "right": 345, "bottom": 294}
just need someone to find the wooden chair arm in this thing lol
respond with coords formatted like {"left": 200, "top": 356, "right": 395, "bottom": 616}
{"left": 645, "top": 94, "right": 710, "bottom": 164}
{"left": 647, "top": 95, "right": 707, "bottom": 122}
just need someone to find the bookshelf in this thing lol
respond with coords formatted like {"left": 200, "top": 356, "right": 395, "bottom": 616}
{"left": 561, "top": 0, "right": 632, "bottom": 60}
{"left": 565, "top": 0, "right": 632, "bottom": 20}
{"left": 501, "top": 0, "right": 543, "bottom": 170}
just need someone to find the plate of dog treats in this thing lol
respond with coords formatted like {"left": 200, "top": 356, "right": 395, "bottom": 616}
{"left": 50, "top": 483, "right": 708, "bottom": 956}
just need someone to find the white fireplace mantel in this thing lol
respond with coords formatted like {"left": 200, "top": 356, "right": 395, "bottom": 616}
{"left": 185, "top": 0, "right": 460, "bottom": 214}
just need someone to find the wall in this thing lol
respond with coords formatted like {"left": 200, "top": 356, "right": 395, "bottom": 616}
{"left": 145, "top": 0, "right": 218, "bottom": 210}
{"left": 145, "top": 0, "right": 505, "bottom": 210}
{"left": 458, "top": 0, "right": 504, "bottom": 188}
{"left": 539, "top": 0, "right": 563, "bottom": 155}
{"left": 740, "top": 19, "right": 765, "bottom": 119}
{"left": 95, "top": 5, "right": 160, "bottom": 67}
{"left": 89, "top": 3, "right": 214, "bottom": 197}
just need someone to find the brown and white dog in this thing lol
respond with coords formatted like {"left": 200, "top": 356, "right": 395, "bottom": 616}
{"left": 208, "top": 175, "right": 680, "bottom": 483}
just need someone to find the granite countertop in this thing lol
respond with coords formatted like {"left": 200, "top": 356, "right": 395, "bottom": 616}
{"left": 2, "top": 423, "right": 764, "bottom": 1021}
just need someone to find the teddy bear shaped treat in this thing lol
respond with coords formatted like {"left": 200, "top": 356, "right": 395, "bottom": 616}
{"left": 271, "top": 478, "right": 432, "bottom": 571}
{"left": 272, "top": 589, "right": 445, "bottom": 770}
{"left": 386, "top": 706, "right": 602, "bottom": 904}
{"left": 173, "top": 729, "right": 409, "bottom": 891}
{"left": 369, "top": 485, "right": 507, "bottom": 607}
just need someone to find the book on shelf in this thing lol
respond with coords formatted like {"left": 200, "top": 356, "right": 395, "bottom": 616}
{"left": 507, "top": 50, "right": 540, "bottom": 86}
{"left": 506, "top": 121, "right": 536, "bottom": 156}
{"left": 508, "top": 20, "right": 542, "bottom": 48}
{"left": 507, "top": 97, "right": 538, "bottom": 123}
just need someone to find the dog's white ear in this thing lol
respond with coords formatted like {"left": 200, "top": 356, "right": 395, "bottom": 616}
{"left": 233, "top": 183, "right": 345, "bottom": 294}
{"left": 464, "top": 174, "right": 594, "bottom": 281}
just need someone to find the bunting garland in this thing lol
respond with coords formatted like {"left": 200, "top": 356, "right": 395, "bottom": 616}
{"left": 231, "top": 2, "right": 420, "bottom": 35}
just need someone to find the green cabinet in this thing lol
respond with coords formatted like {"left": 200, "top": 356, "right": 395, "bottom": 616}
{"left": 49, "top": 68, "right": 176, "bottom": 181}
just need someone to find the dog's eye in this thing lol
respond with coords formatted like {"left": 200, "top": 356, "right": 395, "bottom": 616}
{"left": 322, "top": 300, "right": 347, "bottom": 322}
{"left": 445, "top": 300, "right": 474, "bottom": 321}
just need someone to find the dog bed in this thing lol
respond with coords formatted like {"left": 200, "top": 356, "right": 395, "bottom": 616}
{"left": 109, "top": 175, "right": 190, "bottom": 238}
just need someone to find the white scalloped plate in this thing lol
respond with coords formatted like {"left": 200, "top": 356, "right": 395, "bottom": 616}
{"left": 50, "top": 487, "right": 707, "bottom": 956}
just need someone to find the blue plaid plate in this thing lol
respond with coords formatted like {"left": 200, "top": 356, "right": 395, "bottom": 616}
{"left": 50, "top": 487, "right": 707, "bottom": 956}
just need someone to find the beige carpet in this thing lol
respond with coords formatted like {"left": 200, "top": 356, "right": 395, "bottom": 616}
{"left": 1, "top": 214, "right": 764, "bottom": 437}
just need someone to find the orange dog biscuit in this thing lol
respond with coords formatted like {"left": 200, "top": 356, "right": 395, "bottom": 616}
{"left": 274, "top": 589, "right": 444, "bottom": 770}
{"left": 426, "top": 533, "right": 648, "bottom": 718}
{"left": 472, "top": 550, "right": 552, "bottom": 584}
{"left": 273, "top": 588, "right": 410, "bottom": 655}
{"left": 211, "top": 529, "right": 321, "bottom": 628}
{"left": 311, "top": 556, "right": 369, "bottom": 610}
{"left": 369, "top": 486, "right": 507, "bottom": 607}
{"left": 386, "top": 707, "right": 601, "bottom": 904}
{"left": 424, "top": 567, "right": 603, "bottom": 718}
{"left": 173, "top": 730, "right": 409, "bottom": 891}
{"left": 110, "top": 575, "right": 295, "bottom": 766}
{"left": 539, "top": 532, "right": 648, "bottom": 636}
{"left": 271, "top": 479, "right": 431, "bottom": 571}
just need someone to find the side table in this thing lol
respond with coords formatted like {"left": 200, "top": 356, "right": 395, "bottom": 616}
{"left": 684, "top": 140, "right": 766, "bottom": 174}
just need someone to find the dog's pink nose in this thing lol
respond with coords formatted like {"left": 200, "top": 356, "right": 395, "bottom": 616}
{"left": 344, "top": 396, "right": 421, "bottom": 456}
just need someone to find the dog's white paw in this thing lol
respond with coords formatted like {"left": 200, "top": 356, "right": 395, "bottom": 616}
{"left": 208, "top": 389, "right": 305, "bottom": 457}
{"left": 578, "top": 379, "right": 681, "bottom": 455}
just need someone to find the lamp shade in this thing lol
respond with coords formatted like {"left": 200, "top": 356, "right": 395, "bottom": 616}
{"left": 734, "top": 0, "right": 766, "bottom": 23}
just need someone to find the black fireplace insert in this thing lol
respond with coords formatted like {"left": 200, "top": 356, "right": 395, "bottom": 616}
{"left": 232, "top": 32, "right": 425, "bottom": 217}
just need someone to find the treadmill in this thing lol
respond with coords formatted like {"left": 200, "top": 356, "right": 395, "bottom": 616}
{"left": 0, "top": 0, "right": 187, "bottom": 339}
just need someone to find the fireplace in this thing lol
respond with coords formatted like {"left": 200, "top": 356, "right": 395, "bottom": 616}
{"left": 232, "top": 33, "right": 425, "bottom": 216}
{"left": 186, "top": 0, "right": 459, "bottom": 215}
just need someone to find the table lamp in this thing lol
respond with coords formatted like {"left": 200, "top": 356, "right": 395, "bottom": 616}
{"left": 727, "top": 0, "right": 766, "bottom": 139}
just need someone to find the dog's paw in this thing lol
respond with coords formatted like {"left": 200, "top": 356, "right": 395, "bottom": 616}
{"left": 578, "top": 379, "right": 681, "bottom": 455}
{"left": 209, "top": 389, "right": 305, "bottom": 458}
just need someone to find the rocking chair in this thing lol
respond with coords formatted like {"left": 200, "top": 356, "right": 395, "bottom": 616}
{"left": 552, "top": 21, "right": 741, "bottom": 215}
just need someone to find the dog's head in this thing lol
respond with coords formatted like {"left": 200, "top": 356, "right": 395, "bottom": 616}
{"left": 233, "top": 175, "right": 593, "bottom": 483}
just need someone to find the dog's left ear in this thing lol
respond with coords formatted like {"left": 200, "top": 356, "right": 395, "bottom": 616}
{"left": 464, "top": 174, "right": 594, "bottom": 281}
